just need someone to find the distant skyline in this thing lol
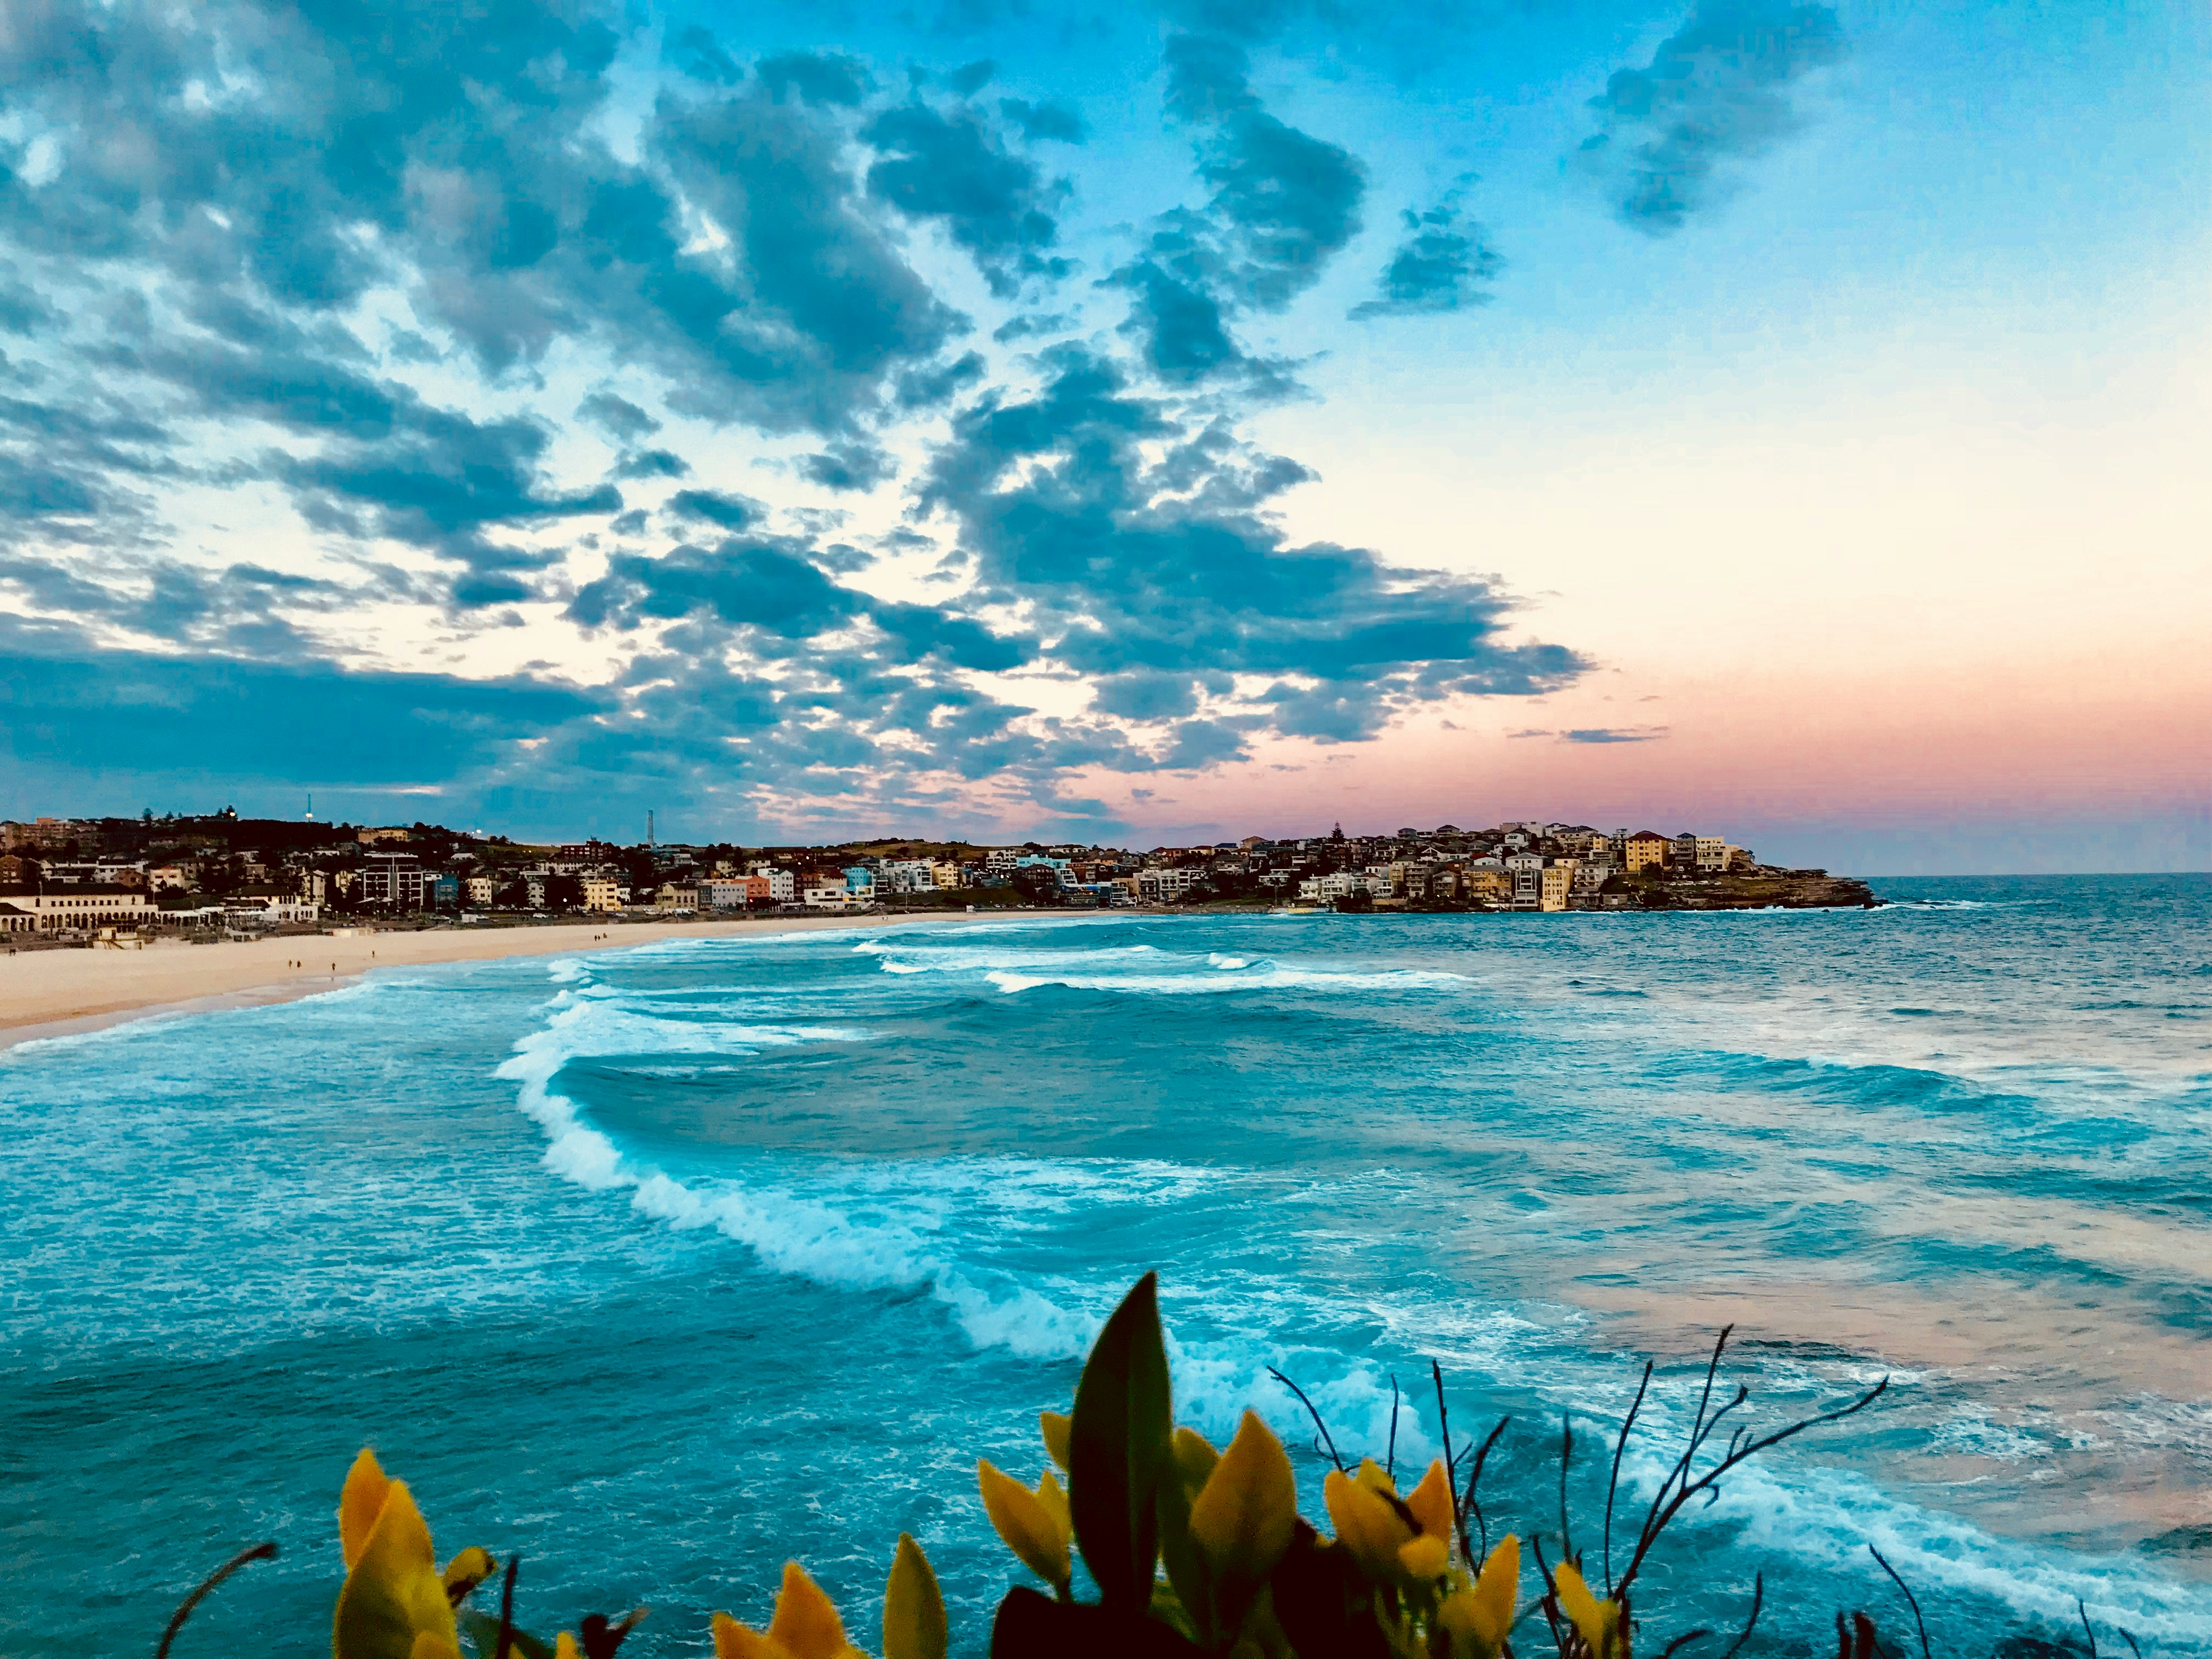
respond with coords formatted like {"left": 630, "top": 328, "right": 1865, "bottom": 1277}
{"left": 1, "top": 1, "right": 2205, "bottom": 875}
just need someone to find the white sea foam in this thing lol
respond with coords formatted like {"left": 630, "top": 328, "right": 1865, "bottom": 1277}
{"left": 983, "top": 965, "right": 1468, "bottom": 996}
{"left": 495, "top": 990, "right": 1098, "bottom": 1358}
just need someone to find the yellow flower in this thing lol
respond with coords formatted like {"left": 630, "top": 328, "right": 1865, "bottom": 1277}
{"left": 1323, "top": 1466, "right": 1415, "bottom": 1583}
{"left": 1188, "top": 1412, "right": 1297, "bottom": 1589}
{"left": 1438, "top": 1536, "right": 1519, "bottom": 1659}
{"left": 1403, "top": 1459, "right": 1454, "bottom": 1544}
{"left": 712, "top": 1562, "right": 867, "bottom": 1659}
{"left": 331, "top": 1449, "right": 462, "bottom": 1659}
{"left": 1398, "top": 1534, "right": 1450, "bottom": 1581}
{"left": 1172, "top": 1425, "right": 1221, "bottom": 1492}
{"left": 1040, "top": 1410, "right": 1073, "bottom": 1472}
{"left": 1553, "top": 1561, "right": 1628, "bottom": 1659}
{"left": 977, "top": 1459, "right": 1073, "bottom": 1589}
{"left": 438, "top": 1547, "right": 497, "bottom": 1605}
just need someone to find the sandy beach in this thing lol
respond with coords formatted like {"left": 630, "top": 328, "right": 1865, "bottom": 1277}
{"left": 0, "top": 913, "right": 968, "bottom": 1047}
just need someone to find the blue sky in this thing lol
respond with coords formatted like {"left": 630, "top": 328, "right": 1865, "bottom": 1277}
{"left": 1, "top": 0, "right": 2204, "bottom": 868}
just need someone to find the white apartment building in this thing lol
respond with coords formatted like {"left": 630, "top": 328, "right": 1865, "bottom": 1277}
{"left": 466, "top": 876, "right": 496, "bottom": 908}
{"left": 748, "top": 865, "right": 797, "bottom": 902}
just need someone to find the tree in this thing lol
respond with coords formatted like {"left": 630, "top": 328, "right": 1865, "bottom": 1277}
{"left": 545, "top": 874, "right": 584, "bottom": 911}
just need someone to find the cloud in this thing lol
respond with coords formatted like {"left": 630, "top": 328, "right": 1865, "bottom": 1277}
{"left": 796, "top": 442, "right": 896, "bottom": 493}
{"left": 1111, "top": 35, "right": 1365, "bottom": 387}
{"left": 921, "top": 347, "right": 1585, "bottom": 754}
{"left": 1561, "top": 726, "right": 1668, "bottom": 743}
{"left": 1351, "top": 189, "right": 1503, "bottom": 319}
{"left": 864, "top": 101, "right": 1074, "bottom": 296}
{"left": 667, "top": 489, "right": 768, "bottom": 531}
{"left": 1578, "top": 0, "right": 1847, "bottom": 233}
{"left": 0, "top": 615, "right": 603, "bottom": 790}
{"left": 0, "top": 1, "right": 1597, "bottom": 836}
{"left": 578, "top": 393, "right": 662, "bottom": 442}
{"left": 754, "top": 50, "right": 874, "bottom": 107}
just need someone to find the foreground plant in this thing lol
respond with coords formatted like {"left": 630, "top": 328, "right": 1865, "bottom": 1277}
{"left": 155, "top": 1270, "right": 2130, "bottom": 1658}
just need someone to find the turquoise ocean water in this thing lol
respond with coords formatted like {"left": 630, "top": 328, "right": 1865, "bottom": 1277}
{"left": 2, "top": 873, "right": 2207, "bottom": 1655}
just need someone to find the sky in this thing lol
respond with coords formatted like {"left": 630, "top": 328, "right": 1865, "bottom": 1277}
{"left": 0, "top": 0, "right": 2204, "bottom": 872}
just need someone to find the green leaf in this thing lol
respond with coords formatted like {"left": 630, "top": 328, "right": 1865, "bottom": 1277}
{"left": 1070, "top": 1271, "right": 1173, "bottom": 1613}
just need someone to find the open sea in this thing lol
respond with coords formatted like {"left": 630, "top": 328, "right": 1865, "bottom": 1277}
{"left": 2, "top": 873, "right": 2207, "bottom": 1657}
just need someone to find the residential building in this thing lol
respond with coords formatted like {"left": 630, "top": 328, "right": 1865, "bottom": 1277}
{"left": 1623, "top": 832, "right": 1669, "bottom": 872}
{"left": 356, "top": 826, "right": 412, "bottom": 845}
{"left": 466, "top": 876, "right": 496, "bottom": 908}
{"left": 747, "top": 865, "right": 797, "bottom": 903}
{"left": 932, "top": 861, "right": 964, "bottom": 889}
{"left": 582, "top": 876, "right": 623, "bottom": 911}
{"left": 1139, "top": 866, "right": 1203, "bottom": 903}
{"left": 1695, "top": 837, "right": 1728, "bottom": 871}
{"left": 358, "top": 854, "right": 428, "bottom": 909}
{"left": 657, "top": 883, "right": 699, "bottom": 913}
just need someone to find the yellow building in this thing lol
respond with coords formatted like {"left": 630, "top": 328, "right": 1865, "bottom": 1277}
{"left": 1623, "top": 831, "right": 1669, "bottom": 872}
{"left": 582, "top": 877, "right": 622, "bottom": 911}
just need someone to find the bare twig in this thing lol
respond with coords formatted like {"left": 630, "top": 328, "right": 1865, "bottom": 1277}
{"left": 1605, "top": 1361, "right": 1655, "bottom": 1594}
{"left": 1660, "top": 1631, "right": 1713, "bottom": 1659}
{"left": 1868, "top": 1545, "right": 1930, "bottom": 1659}
{"left": 1267, "top": 1367, "right": 1346, "bottom": 1472}
{"left": 1559, "top": 1414, "right": 1577, "bottom": 1565}
{"left": 1462, "top": 1415, "right": 1511, "bottom": 1560}
{"left": 2077, "top": 1599, "right": 2098, "bottom": 1659}
{"left": 1614, "top": 1357, "right": 1888, "bottom": 1600}
{"left": 1719, "top": 1571, "right": 1765, "bottom": 1659}
{"left": 1432, "top": 1359, "right": 1476, "bottom": 1564}
{"left": 494, "top": 1552, "right": 521, "bottom": 1659}
{"left": 1387, "top": 1375, "right": 1402, "bottom": 1485}
{"left": 1529, "top": 1533, "right": 1568, "bottom": 1659}
{"left": 156, "top": 1541, "right": 278, "bottom": 1659}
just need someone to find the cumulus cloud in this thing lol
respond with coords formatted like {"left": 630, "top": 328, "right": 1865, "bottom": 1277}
{"left": 1112, "top": 33, "right": 1365, "bottom": 387}
{"left": 1578, "top": 0, "right": 1847, "bottom": 233}
{"left": 0, "top": 0, "right": 1596, "bottom": 834}
{"left": 1352, "top": 187, "right": 1503, "bottom": 319}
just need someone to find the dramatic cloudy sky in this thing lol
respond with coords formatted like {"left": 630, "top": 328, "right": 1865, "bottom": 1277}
{"left": 1, "top": 0, "right": 2204, "bottom": 869}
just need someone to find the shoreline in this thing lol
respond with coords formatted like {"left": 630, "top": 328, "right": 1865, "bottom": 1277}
{"left": 0, "top": 912, "right": 988, "bottom": 1049}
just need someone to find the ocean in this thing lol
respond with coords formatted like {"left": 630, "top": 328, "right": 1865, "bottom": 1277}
{"left": 2, "top": 873, "right": 2206, "bottom": 1656}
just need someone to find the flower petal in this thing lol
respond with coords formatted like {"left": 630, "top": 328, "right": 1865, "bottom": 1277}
{"left": 765, "top": 1562, "right": 850, "bottom": 1659}
{"left": 978, "top": 1460, "right": 1071, "bottom": 1588}
{"left": 332, "top": 1479, "right": 461, "bottom": 1659}
{"left": 1040, "top": 1411, "right": 1073, "bottom": 1472}
{"left": 338, "top": 1448, "right": 393, "bottom": 1572}
{"left": 1399, "top": 1534, "right": 1450, "bottom": 1580}
{"left": 1188, "top": 1411, "right": 1297, "bottom": 1588}
{"left": 1405, "top": 1458, "right": 1454, "bottom": 1542}
{"left": 883, "top": 1533, "right": 948, "bottom": 1659}
{"left": 1323, "top": 1468, "right": 1414, "bottom": 1583}
{"left": 1554, "top": 1561, "right": 1623, "bottom": 1659}
{"left": 711, "top": 1610, "right": 784, "bottom": 1659}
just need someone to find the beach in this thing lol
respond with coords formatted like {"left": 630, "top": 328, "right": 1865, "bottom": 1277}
{"left": 0, "top": 913, "right": 962, "bottom": 1046}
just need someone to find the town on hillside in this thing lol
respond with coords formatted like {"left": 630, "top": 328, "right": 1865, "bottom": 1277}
{"left": 0, "top": 811, "right": 1878, "bottom": 944}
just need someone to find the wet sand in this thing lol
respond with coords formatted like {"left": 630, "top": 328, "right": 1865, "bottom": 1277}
{"left": 0, "top": 913, "right": 970, "bottom": 1047}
